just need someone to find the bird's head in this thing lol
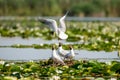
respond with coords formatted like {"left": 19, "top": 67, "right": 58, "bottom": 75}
{"left": 59, "top": 42, "right": 62, "bottom": 47}
{"left": 50, "top": 31, "right": 55, "bottom": 35}
{"left": 69, "top": 45, "right": 73, "bottom": 50}
{"left": 52, "top": 45, "right": 56, "bottom": 50}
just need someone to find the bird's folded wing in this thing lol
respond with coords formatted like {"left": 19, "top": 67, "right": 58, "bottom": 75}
{"left": 65, "top": 53, "right": 71, "bottom": 58}
{"left": 62, "top": 50, "right": 69, "bottom": 55}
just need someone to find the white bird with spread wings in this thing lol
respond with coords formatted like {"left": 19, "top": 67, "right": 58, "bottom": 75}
{"left": 38, "top": 11, "right": 69, "bottom": 40}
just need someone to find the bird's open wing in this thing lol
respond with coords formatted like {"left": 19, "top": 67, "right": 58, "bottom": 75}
{"left": 38, "top": 18, "right": 58, "bottom": 33}
{"left": 59, "top": 11, "right": 69, "bottom": 32}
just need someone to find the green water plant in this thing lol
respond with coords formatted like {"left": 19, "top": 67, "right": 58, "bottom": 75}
{"left": 0, "top": 60, "right": 120, "bottom": 79}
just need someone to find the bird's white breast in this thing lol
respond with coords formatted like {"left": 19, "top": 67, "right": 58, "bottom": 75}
{"left": 58, "top": 31, "right": 68, "bottom": 40}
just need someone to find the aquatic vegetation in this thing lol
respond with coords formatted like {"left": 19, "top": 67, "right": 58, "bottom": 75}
{"left": 0, "top": 21, "right": 120, "bottom": 51}
{"left": 0, "top": 60, "right": 120, "bottom": 79}
{"left": 0, "top": 42, "right": 118, "bottom": 52}
{"left": 0, "top": 20, "right": 120, "bottom": 79}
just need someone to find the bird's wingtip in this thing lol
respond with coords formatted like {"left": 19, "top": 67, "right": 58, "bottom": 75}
{"left": 37, "top": 17, "right": 44, "bottom": 21}
{"left": 37, "top": 18, "right": 47, "bottom": 23}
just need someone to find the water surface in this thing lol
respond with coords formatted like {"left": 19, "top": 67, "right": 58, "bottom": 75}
{"left": 0, "top": 48, "right": 119, "bottom": 61}
{"left": 0, "top": 37, "right": 119, "bottom": 61}
{"left": 0, "top": 48, "right": 51, "bottom": 60}
{"left": 0, "top": 37, "right": 82, "bottom": 46}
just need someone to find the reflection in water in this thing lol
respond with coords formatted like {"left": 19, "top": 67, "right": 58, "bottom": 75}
{"left": 0, "top": 48, "right": 119, "bottom": 61}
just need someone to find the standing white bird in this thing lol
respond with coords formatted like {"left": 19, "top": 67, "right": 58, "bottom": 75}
{"left": 38, "top": 11, "right": 69, "bottom": 40}
{"left": 51, "top": 45, "right": 65, "bottom": 65}
{"left": 58, "top": 43, "right": 68, "bottom": 58}
{"left": 65, "top": 45, "right": 75, "bottom": 60}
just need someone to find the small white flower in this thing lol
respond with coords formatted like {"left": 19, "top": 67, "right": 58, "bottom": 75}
{"left": 84, "top": 42, "right": 89, "bottom": 45}
{"left": 20, "top": 30, "right": 24, "bottom": 33}
{"left": 5, "top": 63, "right": 10, "bottom": 67}
{"left": 105, "top": 61, "right": 111, "bottom": 65}
{"left": 88, "top": 29, "right": 91, "bottom": 33}
{"left": 34, "top": 27, "right": 39, "bottom": 30}
{"left": 3, "top": 76, "right": 17, "bottom": 80}
{"left": 112, "top": 39, "right": 116, "bottom": 42}
{"left": 20, "top": 66, "right": 23, "bottom": 70}
{"left": 80, "top": 35, "right": 84, "bottom": 39}
{"left": 29, "top": 60, "right": 34, "bottom": 62}
{"left": 112, "top": 45, "right": 116, "bottom": 48}
{"left": 10, "top": 62, "right": 15, "bottom": 65}
{"left": 56, "top": 70, "right": 63, "bottom": 74}
{"left": 40, "top": 43, "right": 43, "bottom": 46}
{"left": 16, "top": 23, "right": 21, "bottom": 27}
{"left": 110, "top": 78, "right": 117, "bottom": 80}
{"left": 69, "top": 70, "right": 73, "bottom": 72}
{"left": 50, "top": 75, "right": 60, "bottom": 80}
{"left": 12, "top": 72, "right": 18, "bottom": 75}
{"left": 10, "top": 29, "right": 15, "bottom": 33}
{"left": 0, "top": 60, "right": 5, "bottom": 65}
{"left": 16, "top": 44, "right": 20, "bottom": 47}
{"left": 30, "top": 28, "right": 34, "bottom": 32}
{"left": 80, "top": 39, "right": 84, "bottom": 43}
{"left": 105, "top": 40, "right": 109, "bottom": 43}
{"left": 36, "top": 32, "right": 42, "bottom": 36}
{"left": 97, "top": 37, "right": 101, "bottom": 41}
